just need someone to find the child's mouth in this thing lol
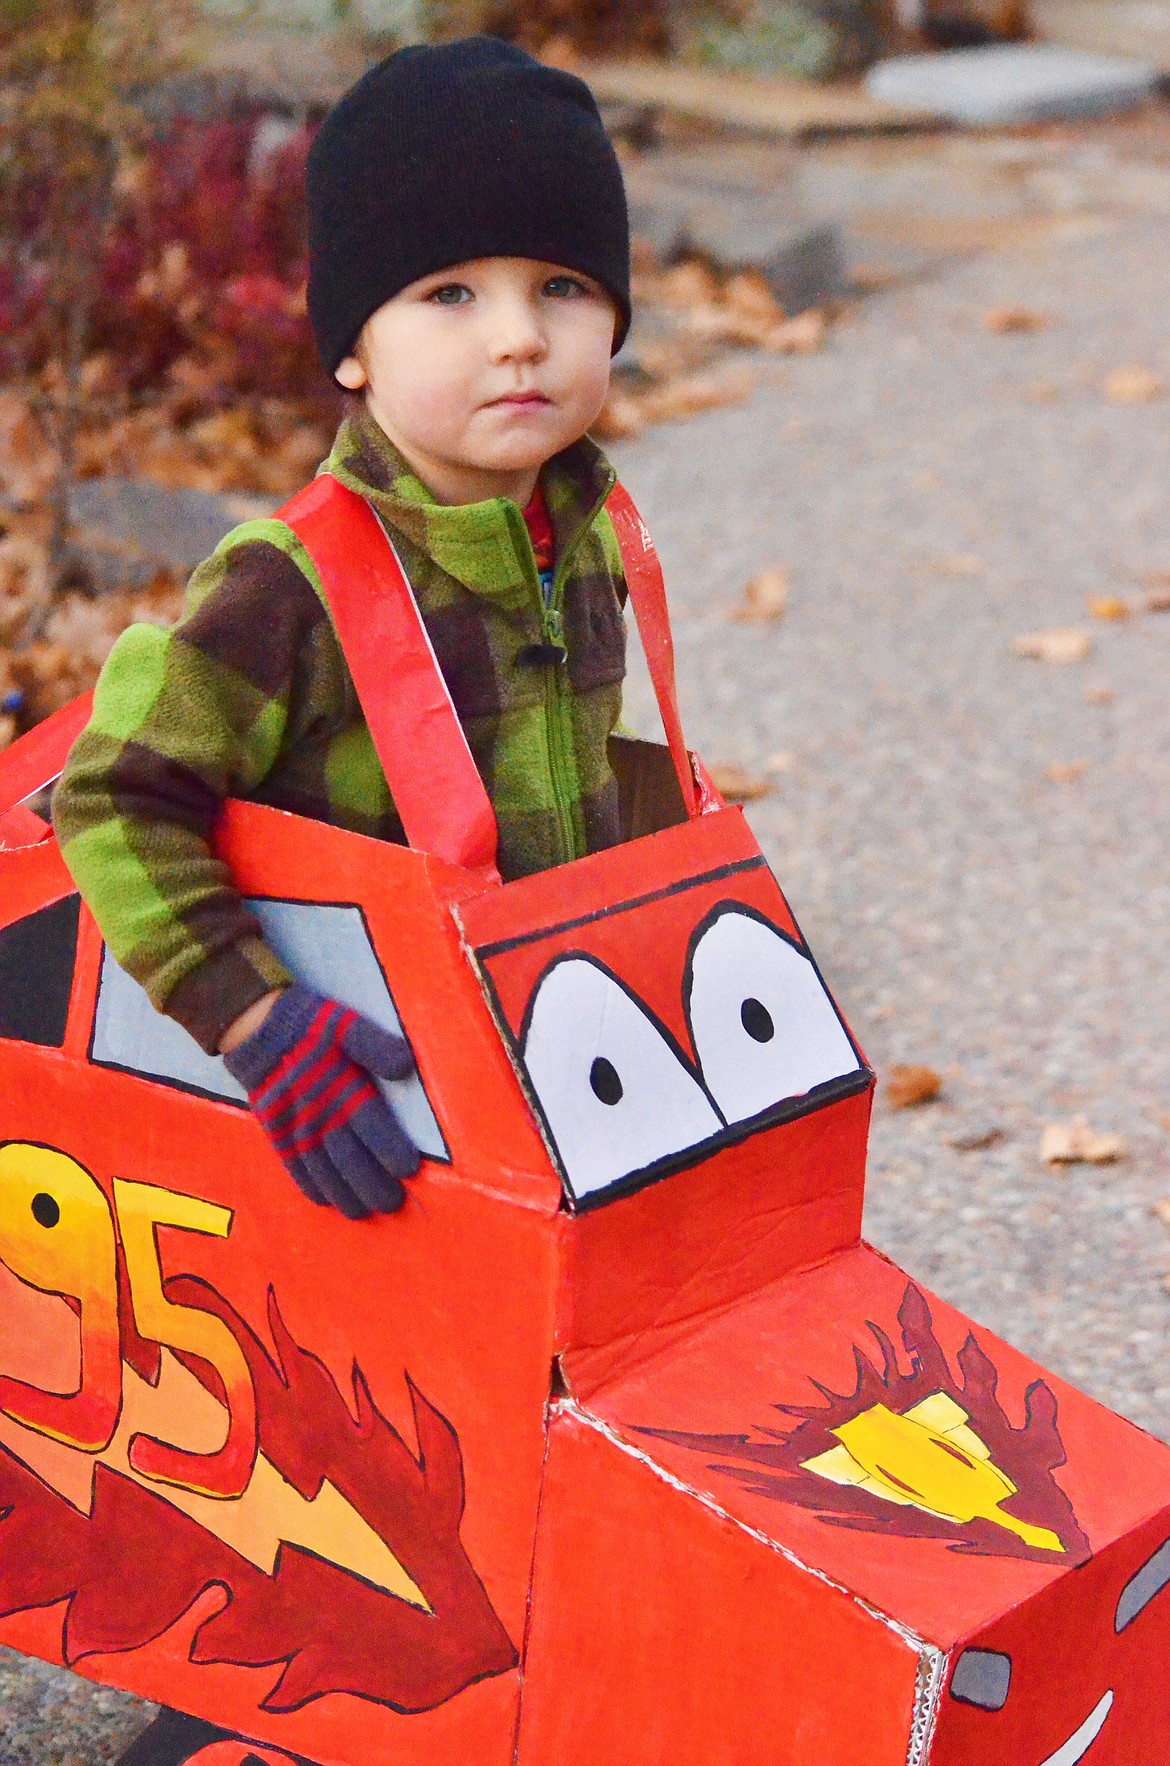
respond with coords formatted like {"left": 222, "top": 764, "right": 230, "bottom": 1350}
{"left": 488, "top": 392, "right": 553, "bottom": 410}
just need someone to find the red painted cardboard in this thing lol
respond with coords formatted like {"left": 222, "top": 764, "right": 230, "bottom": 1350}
{"left": 0, "top": 481, "right": 1167, "bottom": 1764}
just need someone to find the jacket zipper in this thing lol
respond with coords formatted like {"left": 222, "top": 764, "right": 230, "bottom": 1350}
{"left": 511, "top": 478, "right": 613, "bottom": 865}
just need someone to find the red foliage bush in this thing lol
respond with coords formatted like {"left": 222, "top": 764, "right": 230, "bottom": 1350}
{"left": 2, "top": 106, "right": 324, "bottom": 405}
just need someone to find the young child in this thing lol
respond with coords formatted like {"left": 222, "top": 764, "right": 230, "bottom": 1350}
{"left": 53, "top": 36, "right": 632, "bottom": 1225}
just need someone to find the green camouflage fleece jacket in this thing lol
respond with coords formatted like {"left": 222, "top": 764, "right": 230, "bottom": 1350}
{"left": 53, "top": 409, "right": 628, "bottom": 1053}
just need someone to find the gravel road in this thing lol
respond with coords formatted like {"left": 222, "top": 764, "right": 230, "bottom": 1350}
{"left": 3, "top": 114, "right": 1169, "bottom": 1765}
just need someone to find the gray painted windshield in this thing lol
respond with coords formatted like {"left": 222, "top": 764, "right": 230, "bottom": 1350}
{"left": 91, "top": 898, "right": 446, "bottom": 1161}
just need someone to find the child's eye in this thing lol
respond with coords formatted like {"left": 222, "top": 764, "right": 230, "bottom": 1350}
{"left": 429, "top": 283, "right": 473, "bottom": 306}
{"left": 543, "top": 275, "right": 590, "bottom": 300}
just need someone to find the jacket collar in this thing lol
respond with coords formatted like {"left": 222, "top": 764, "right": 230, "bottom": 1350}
{"left": 324, "top": 405, "right": 616, "bottom": 599}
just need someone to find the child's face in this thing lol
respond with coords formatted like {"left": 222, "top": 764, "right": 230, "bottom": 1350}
{"left": 335, "top": 257, "right": 618, "bottom": 505}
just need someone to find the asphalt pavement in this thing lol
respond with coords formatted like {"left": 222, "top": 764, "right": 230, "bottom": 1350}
{"left": 3, "top": 113, "right": 1170, "bottom": 1765}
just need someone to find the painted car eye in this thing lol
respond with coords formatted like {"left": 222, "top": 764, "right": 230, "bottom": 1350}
{"left": 686, "top": 907, "right": 862, "bottom": 1125}
{"left": 949, "top": 1647, "right": 1012, "bottom": 1710}
{"left": 1116, "top": 1536, "right": 1170, "bottom": 1631}
{"left": 521, "top": 956, "right": 722, "bottom": 1205}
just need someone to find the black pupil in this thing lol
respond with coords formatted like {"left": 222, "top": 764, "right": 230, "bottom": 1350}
{"left": 31, "top": 1192, "right": 60, "bottom": 1228}
{"left": 741, "top": 997, "right": 775, "bottom": 1043}
{"left": 590, "top": 1056, "right": 624, "bottom": 1106}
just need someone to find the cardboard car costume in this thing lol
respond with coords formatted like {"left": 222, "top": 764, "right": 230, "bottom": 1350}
{"left": 0, "top": 480, "right": 1168, "bottom": 1766}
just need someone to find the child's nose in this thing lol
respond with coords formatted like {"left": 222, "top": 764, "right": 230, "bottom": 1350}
{"left": 489, "top": 297, "right": 548, "bottom": 363}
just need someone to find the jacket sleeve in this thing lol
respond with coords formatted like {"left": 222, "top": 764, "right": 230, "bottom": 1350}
{"left": 53, "top": 520, "right": 331, "bottom": 1054}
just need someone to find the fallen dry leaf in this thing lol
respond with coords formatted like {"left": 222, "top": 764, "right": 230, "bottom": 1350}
{"left": 1103, "top": 365, "right": 1165, "bottom": 404}
{"left": 593, "top": 389, "right": 646, "bottom": 441}
{"left": 1087, "top": 594, "right": 1131, "bottom": 621}
{"left": 762, "top": 310, "right": 826, "bottom": 355}
{"left": 639, "top": 367, "right": 754, "bottom": 427}
{"left": 654, "top": 259, "right": 723, "bottom": 311}
{"left": 1145, "top": 591, "right": 1170, "bottom": 614}
{"left": 1151, "top": 1199, "right": 1170, "bottom": 1229}
{"left": 724, "top": 271, "right": 785, "bottom": 329}
{"left": 537, "top": 32, "right": 580, "bottom": 70}
{"left": 1162, "top": 1273, "right": 1170, "bottom": 1298}
{"left": 706, "top": 763, "right": 773, "bottom": 803}
{"left": 0, "top": 532, "right": 49, "bottom": 644}
{"left": 1084, "top": 683, "right": 1114, "bottom": 705}
{"left": 765, "top": 750, "right": 793, "bottom": 773}
{"left": 1013, "top": 627, "right": 1093, "bottom": 665}
{"left": 886, "top": 1064, "right": 943, "bottom": 1109}
{"left": 0, "top": 393, "right": 58, "bottom": 508}
{"left": 731, "top": 567, "right": 789, "bottom": 624}
{"left": 1044, "top": 759, "right": 1089, "bottom": 784}
{"left": 985, "top": 305, "right": 1046, "bottom": 334}
{"left": 1040, "top": 1116, "right": 1127, "bottom": 1165}
{"left": 945, "top": 1126, "right": 1005, "bottom": 1152}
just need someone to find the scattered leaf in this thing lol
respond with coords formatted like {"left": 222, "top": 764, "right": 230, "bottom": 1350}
{"left": 731, "top": 566, "right": 789, "bottom": 624}
{"left": 887, "top": 1064, "right": 943, "bottom": 1109}
{"left": 945, "top": 1125, "right": 1005, "bottom": 1151}
{"left": 706, "top": 763, "right": 773, "bottom": 803}
{"left": 1040, "top": 1116, "right": 1127, "bottom": 1165}
{"left": 537, "top": 33, "right": 581, "bottom": 70}
{"left": 1024, "top": 379, "right": 1060, "bottom": 403}
{"left": 638, "top": 367, "right": 754, "bottom": 427}
{"left": 1084, "top": 683, "right": 1114, "bottom": 705}
{"left": 985, "top": 305, "right": 1046, "bottom": 334}
{"left": 762, "top": 310, "right": 826, "bottom": 355}
{"left": 1013, "top": 627, "right": 1093, "bottom": 665}
{"left": 1044, "top": 759, "right": 1089, "bottom": 783}
{"left": 0, "top": 394, "right": 57, "bottom": 508}
{"left": 654, "top": 259, "right": 723, "bottom": 311}
{"left": 1087, "top": 594, "right": 1131, "bottom": 621}
{"left": 1103, "top": 366, "right": 1165, "bottom": 404}
{"left": 1151, "top": 1199, "right": 1170, "bottom": 1229}
{"left": 724, "top": 271, "right": 785, "bottom": 329}
{"left": 1161, "top": 1273, "right": 1170, "bottom": 1298}
{"left": 593, "top": 389, "right": 646, "bottom": 441}
{"left": 1144, "top": 591, "right": 1170, "bottom": 614}
{"left": 0, "top": 532, "right": 50, "bottom": 644}
{"left": 765, "top": 749, "right": 793, "bottom": 773}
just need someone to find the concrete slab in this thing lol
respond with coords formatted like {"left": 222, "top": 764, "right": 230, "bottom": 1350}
{"left": 623, "top": 143, "right": 847, "bottom": 311}
{"left": 582, "top": 57, "right": 936, "bottom": 139}
{"left": 866, "top": 44, "right": 1158, "bottom": 126}
{"left": 70, "top": 477, "right": 275, "bottom": 581}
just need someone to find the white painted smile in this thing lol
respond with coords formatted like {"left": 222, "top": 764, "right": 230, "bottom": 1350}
{"left": 1038, "top": 1690, "right": 1114, "bottom": 1766}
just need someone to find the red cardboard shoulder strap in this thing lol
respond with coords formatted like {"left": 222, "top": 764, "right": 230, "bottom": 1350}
{"left": 278, "top": 473, "right": 703, "bottom": 880}
{"left": 606, "top": 481, "right": 699, "bottom": 820}
{"left": 280, "top": 475, "right": 502, "bottom": 882}
{"left": 0, "top": 691, "right": 94, "bottom": 817}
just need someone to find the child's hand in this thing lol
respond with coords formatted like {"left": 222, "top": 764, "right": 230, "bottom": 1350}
{"left": 222, "top": 983, "right": 421, "bottom": 1218}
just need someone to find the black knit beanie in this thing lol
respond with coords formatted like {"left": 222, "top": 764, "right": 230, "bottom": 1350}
{"left": 306, "top": 37, "right": 631, "bottom": 379}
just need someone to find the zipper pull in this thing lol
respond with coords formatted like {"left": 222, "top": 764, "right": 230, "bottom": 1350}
{"left": 544, "top": 605, "right": 566, "bottom": 650}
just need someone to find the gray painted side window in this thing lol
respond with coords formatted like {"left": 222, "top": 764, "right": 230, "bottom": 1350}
{"left": 90, "top": 899, "right": 446, "bottom": 1162}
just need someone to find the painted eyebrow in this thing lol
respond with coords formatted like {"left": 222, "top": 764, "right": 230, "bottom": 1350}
{"left": 1115, "top": 1536, "right": 1170, "bottom": 1632}
{"left": 949, "top": 1647, "right": 1012, "bottom": 1711}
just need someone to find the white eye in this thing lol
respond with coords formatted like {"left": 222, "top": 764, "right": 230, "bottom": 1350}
{"left": 687, "top": 908, "right": 861, "bottom": 1125}
{"left": 521, "top": 956, "right": 722, "bottom": 1204}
